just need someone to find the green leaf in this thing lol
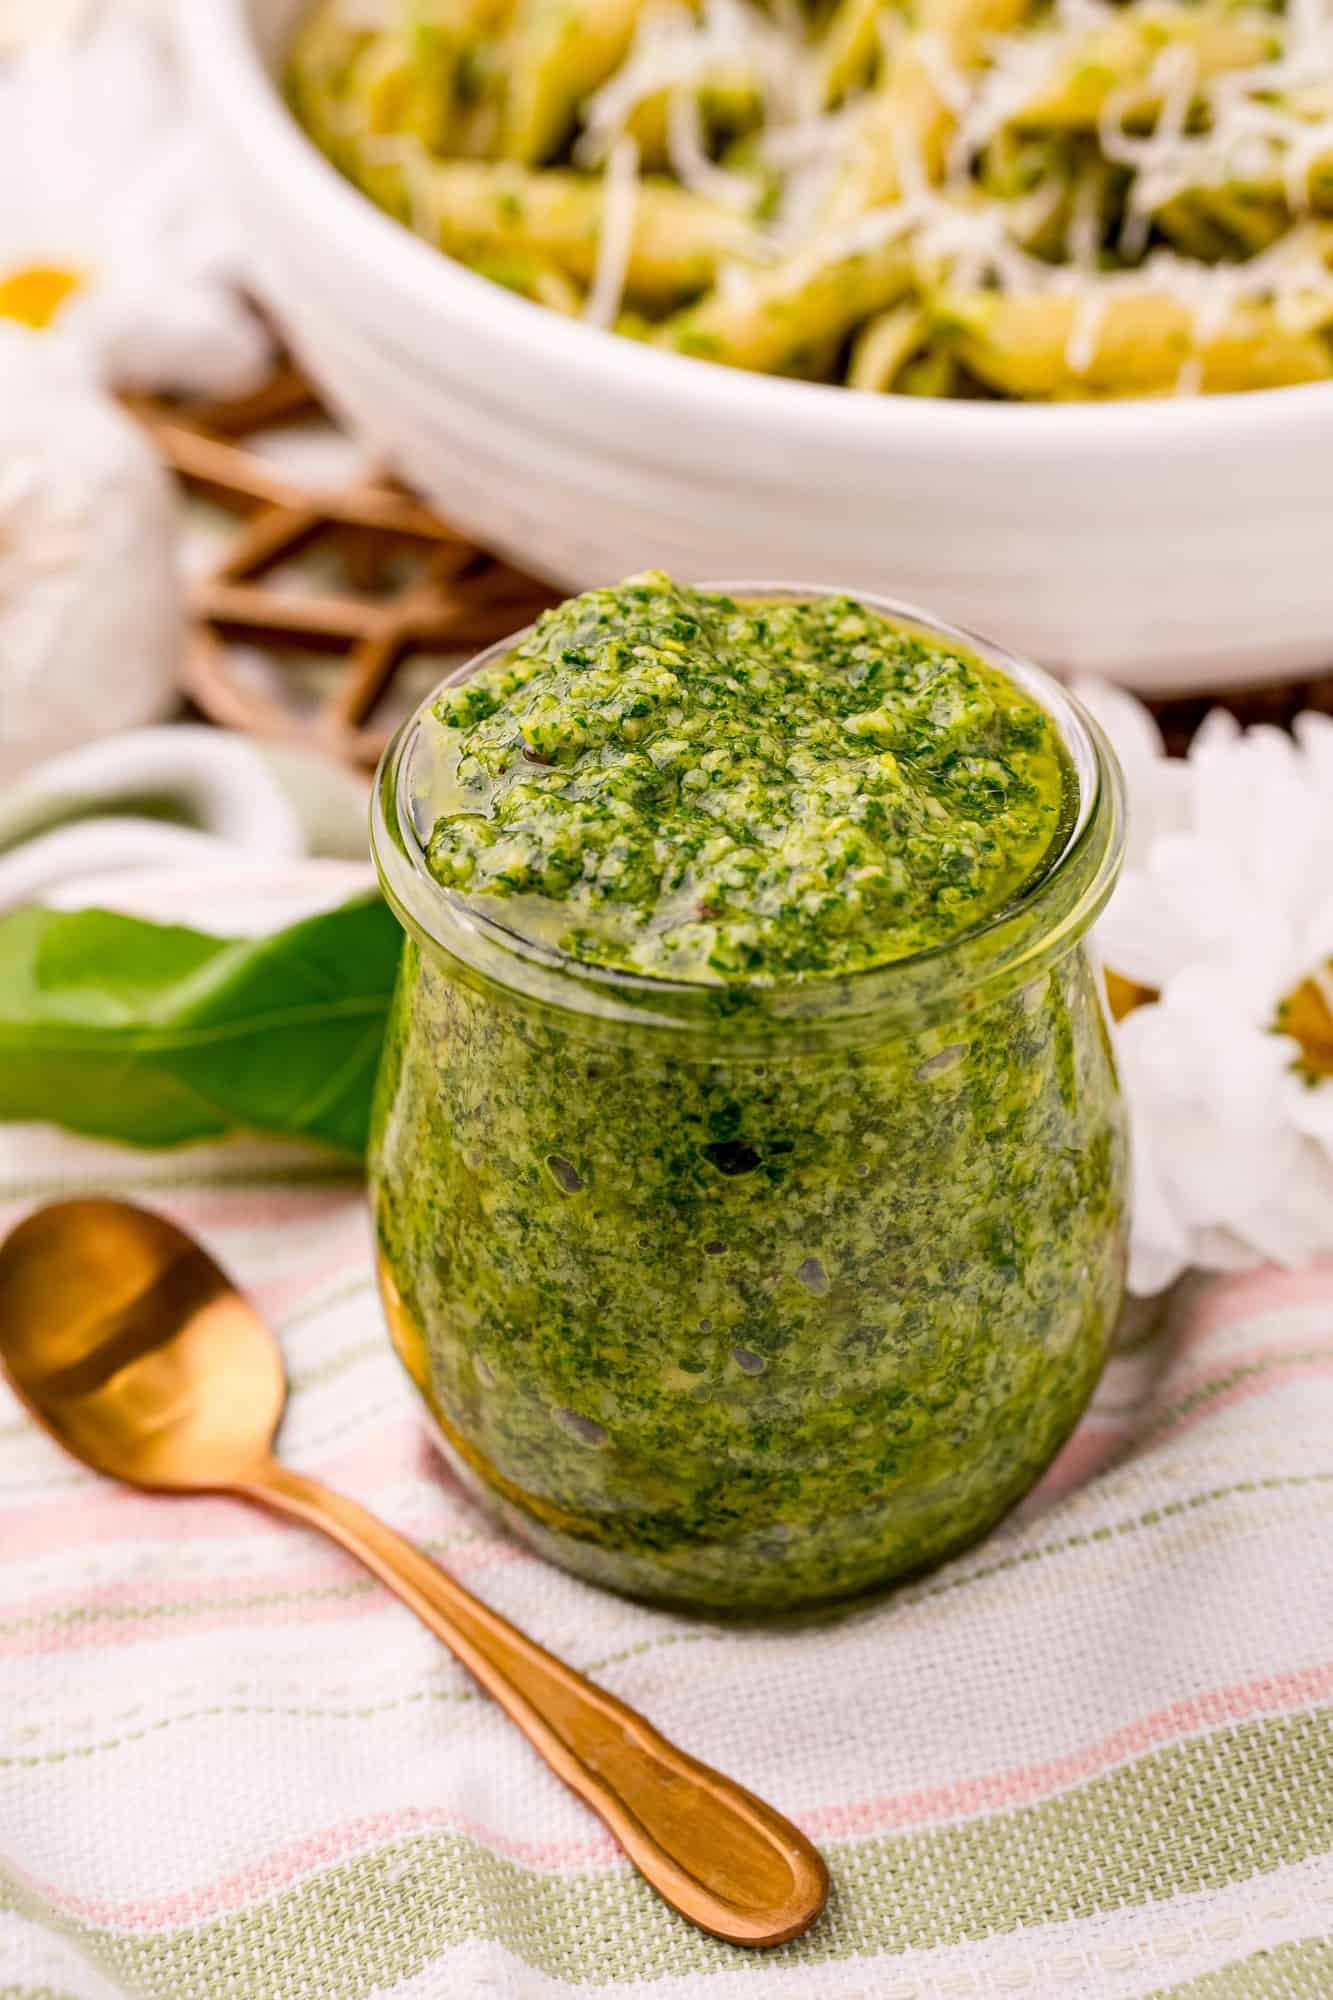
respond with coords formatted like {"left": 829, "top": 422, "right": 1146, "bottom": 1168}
{"left": 0, "top": 896, "right": 405, "bottom": 1155}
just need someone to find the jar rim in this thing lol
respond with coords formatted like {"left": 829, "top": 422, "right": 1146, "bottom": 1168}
{"left": 370, "top": 580, "right": 1125, "bottom": 1039}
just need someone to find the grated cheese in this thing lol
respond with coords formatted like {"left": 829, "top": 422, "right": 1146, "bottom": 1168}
{"left": 913, "top": 31, "right": 973, "bottom": 116}
{"left": 1104, "top": 41, "right": 1199, "bottom": 258}
{"left": 579, "top": 0, "right": 811, "bottom": 168}
{"left": 584, "top": 135, "right": 641, "bottom": 329}
{"left": 666, "top": 85, "right": 758, "bottom": 208}
{"left": 570, "top": 0, "right": 1333, "bottom": 392}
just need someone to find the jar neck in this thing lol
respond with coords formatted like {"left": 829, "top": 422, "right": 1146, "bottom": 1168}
{"left": 370, "top": 600, "right": 1125, "bottom": 1053}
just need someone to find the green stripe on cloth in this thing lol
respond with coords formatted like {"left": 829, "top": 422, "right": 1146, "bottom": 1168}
{"left": 1150, "top": 1937, "right": 1333, "bottom": 1998}
{"left": 0, "top": 1988, "right": 87, "bottom": 2000}
{"left": 0, "top": 1579, "right": 380, "bottom": 1640}
{"left": 3, "top": 1709, "right": 1331, "bottom": 1996}
{"left": 0, "top": 1684, "right": 486, "bottom": 1770}
{"left": 1123, "top": 1349, "right": 1333, "bottom": 1458}
{"left": 0, "top": 1987, "right": 87, "bottom": 2000}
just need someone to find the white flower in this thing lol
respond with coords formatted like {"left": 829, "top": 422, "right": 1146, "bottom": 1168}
{"left": 1072, "top": 676, "right": 1189, "bottom": 866}
{"left": 0, "top": 7, "right": 270, "bottom": 396}
{"left": 1079, "top": 679, "right": 1333, "bottom": 1295}
{"left": 0, "top": 337, "right": 181, "bottom": 780}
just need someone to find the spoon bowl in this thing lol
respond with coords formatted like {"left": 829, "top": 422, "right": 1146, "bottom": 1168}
{"left": 0, "top": 1195, "right": 828, "bottom": 1950}
{"left": 0, "top": 1198, "right": 284, "bottom": 1489}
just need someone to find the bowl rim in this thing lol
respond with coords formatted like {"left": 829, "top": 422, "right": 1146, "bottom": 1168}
{"left": 184, "top": 0, "right": 1333, "bottom": 458}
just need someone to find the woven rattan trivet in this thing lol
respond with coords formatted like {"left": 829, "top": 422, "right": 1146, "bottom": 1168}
{"left": 127, "top": 366, "right": 559, "bottom": 771}
{"left": 130, "top": 363, "right": 1331, "bottom": 769}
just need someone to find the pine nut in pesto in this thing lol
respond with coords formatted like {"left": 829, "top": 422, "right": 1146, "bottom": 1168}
{"left": 369, "top": 575, "right": 1128, "bottom": 1613}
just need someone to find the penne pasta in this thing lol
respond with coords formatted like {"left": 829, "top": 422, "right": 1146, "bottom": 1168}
{"left": 655, "top": 240, "right": 911, "bottom": 371}
{"left": 847, "top": 301, "right": 928, "bottom": 389}
{"left": 502, "top": 0, "right": 658, "bottom": 165}
{"left": 621, "top": 64, "right": 764, "bottom": 169}
{"left": 290, "top": 0, "right": 1333, "bottom": 401}
{"left": 896, "top": 344, "right": 959, "bottom": 394}
{"left": 817, "top": 0, "right": 891, "bottom": 109}
{"left": 347, "top": 28, "right": 455, "bottom": 151}
{"left": 1157, "top": 154, "right": 1333, "bottom": 256}
{"left": 286, "top": 7, "right": 378, "bottom": 175}
{"left": 426, "top": 161, "right": 753, "bottom": 303}
{"left": 829, "top": 0, "right": 1034, "bottom": 221}
{"left": 1155, "top": 185, "right": 1288, "bottom": 259}
{"left": 940, "top": 289, "right": 1333, "bottom": 396}
{"left": 470, "top": 251, "right": 586, "bottom": 310}
{"left": 1014, "top": 8, "right": 1279, "bottom": 132}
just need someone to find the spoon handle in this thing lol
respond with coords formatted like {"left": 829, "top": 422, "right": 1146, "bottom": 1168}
{"left": 238, "top": 1459, "right": 827, "bottom": 1948}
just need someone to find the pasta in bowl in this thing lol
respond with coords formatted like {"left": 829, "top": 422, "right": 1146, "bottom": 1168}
{"left": 287, "top": 0, "right": 1333, "bottom": 398}
{"left": 181, "top": 0, "right": 1333, "bottom": 690}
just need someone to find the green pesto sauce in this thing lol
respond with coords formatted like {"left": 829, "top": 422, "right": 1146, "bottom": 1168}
{"left": 424, "top": 574, "right": 1073, "bottom": 983}
{"left": 370, "top": 577, "right": 1126, "bottom": 1613}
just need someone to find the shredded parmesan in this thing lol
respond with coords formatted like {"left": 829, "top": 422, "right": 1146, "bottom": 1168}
{"left": 1104, "top": 42, "right": 1199, "bottom": 258}
{"left": 579, "top": 0, "right": 810, "bottom": 168}
{"left": 1284, "top": 113, "right": 1333, "bottom": 208}
{"left": 666, "top": 86, "right": 756, "bottom": 209}
{"left": 914, "top": 32, "right": 973, "bottom": 116}
{"left": 1066, "top": 293, "right": 1110, "bottom": 375}
{"left": 1065, "top": 171, "right": 1103, "bottom": 271}
{"left": 946, "top": 22, "right": 1091, "bottom": 179}
{"left": 564, "top": 0, "right": 1333, "bottom": 393}
{"left": 584, "top": 135, "right": 640, "bottom": 330}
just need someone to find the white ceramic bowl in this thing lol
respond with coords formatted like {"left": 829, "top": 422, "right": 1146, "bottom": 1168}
{"left": 184, "top": 0, "right": 1333, "bottom": 692}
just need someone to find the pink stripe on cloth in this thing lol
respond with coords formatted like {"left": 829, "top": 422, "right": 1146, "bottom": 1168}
{"left": 0, "top": 1185, "right": 360, "bottom": 1241}
{"left": 258, "top": 1251, "right": 372, "bottom": 1325}
{"left": 0, "top": 1535, "right": 527, "bottom": 1658}
{"left": 10, "top": 1808, "right": 621, "bottom": 1932}
{"left": 15, "top": 1329, "right": 1320, "bottom": 1656}
{"left": 139, "top": 1189, "right": 363, "bottom": 1234}
{"left": 805, "top": 1660, "right": 1333, "bottom": 1838}
{"left": 3, "top": 1486, "right": 268, "bottom": 1562}
{"left": 1015, "top": 1330, "right": 1333, "bottom": 1517}
{"left": 1, "top": 1415, "right": 482, "bottom": 1583}
{"left": 1020, "top": 1418, "right": 1130, "bottom": 1512}
{"left": 1175, "top": 1259, "right": 1333, "bottom": 1354}
{"left": 13, "top": 1660, "right": 1332, "bottom": 1935}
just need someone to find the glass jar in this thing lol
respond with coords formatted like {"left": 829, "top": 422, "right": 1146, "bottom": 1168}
{"left": 369, "top": 588, "right": 1128, "bottom": 1614}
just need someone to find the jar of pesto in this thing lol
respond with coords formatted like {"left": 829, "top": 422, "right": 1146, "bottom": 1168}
{"left": 369, "top": 577, "right": 1128, "bottom": 1613}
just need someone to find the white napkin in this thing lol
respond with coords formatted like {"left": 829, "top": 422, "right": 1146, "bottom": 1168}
{"left": 0, "top": 726, "right": 373, "bottom": 913}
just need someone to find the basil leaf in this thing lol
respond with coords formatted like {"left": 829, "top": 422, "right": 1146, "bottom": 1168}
{"left": 0, "top": 895, "right": 404, "bottom": 1155}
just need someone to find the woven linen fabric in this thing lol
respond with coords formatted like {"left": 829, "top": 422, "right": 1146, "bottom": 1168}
{"left": 2, "top": 865, "right": 1332, "bottom": 2000}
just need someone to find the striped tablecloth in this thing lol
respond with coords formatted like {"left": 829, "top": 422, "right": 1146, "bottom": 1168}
{"left": 2, "top": 866, "right": 1331, "bottom": 2000}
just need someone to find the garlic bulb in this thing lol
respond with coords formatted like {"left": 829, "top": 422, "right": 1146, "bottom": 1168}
{"left": 0, "top": 343, "right": 180, "bottom": 781}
